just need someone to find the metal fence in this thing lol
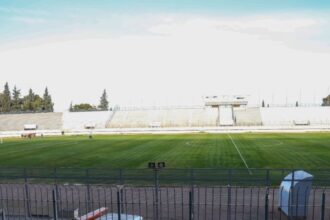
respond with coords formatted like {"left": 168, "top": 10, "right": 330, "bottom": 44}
{"left": 0, "top": 168, "right": 329, "bottom": 220}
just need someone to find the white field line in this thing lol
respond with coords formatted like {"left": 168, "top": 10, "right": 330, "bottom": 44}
{"left": 227, "top": 134, "right": 253, "bottom": 175}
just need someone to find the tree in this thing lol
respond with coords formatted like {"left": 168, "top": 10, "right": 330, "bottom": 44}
{"left": 12, "top": 86, "right": 22, "bottom": 111}
{"left": 262, "top": 100, "right": 265, "bottom": 108}
{"left": 322, "top": 95, "right": 330, "bottom": 106}
{"left": 72, "top": 103, "right": 96, "bottom": 111}
{"left": 69, "top": 102, "right": 73, "bottom": 112}
{"left": 0, "top": 93, "right": 4, "bottom": 112}
{"left": 1, "top": 82, "right": 11, "bottom": 112}
{"left": 295, "top": 101, "right": 299, "bottom": 107}
{"left": 98, "top": 89, "right": 109, "bottom": 111}
{"left": 42, "top": 87, "right": 54, "bottom": 112}
{"left": 23, "top": 89, "right": 35, "bottom": 111}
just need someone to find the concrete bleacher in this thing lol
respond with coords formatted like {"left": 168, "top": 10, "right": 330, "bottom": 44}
{"left": 219, "top": 106, "right": 234, "bottom": 126}
{"left": 234, "top": 107, "right": 262, "bottom": 126}
{"left": 0, "top": 113, "right": 62, "bottom": 131}
{"left": 1, "top": 106, "right": 330, "bottom": 134}
{"left": 106, "top": 107, "right": 218, "bottom": 128}
{"left": 260, "top": 107, "right": 330, "bottom": 126}
{"left": 62, "top": 111, "right": 112, "bottom": 130}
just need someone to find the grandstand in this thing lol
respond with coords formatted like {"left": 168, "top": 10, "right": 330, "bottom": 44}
{"left": 1, "top": 97, "right": 330, "bottom": 136}
{"left": 260, "top": 107, "right": 330, "bottom": 126}
{"left": 0, "top": 112, "right": 62, "bottom": 131}
{"left": 62, "top": 111, "right": 112, "bottom": 130}
{"left": 106, "top": 107, "right": 218, "bottom": 128}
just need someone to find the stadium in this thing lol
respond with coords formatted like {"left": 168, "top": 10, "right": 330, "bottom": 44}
{"left": 0, "top": 95, "right": 329, "bottom": 219}
{"left": 1, "top": 0, "right": 330, "bottom": 219}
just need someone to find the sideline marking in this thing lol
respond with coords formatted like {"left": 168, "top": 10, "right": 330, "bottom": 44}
{"left": 227, "top": 134, "right": 252, "bottom": 175}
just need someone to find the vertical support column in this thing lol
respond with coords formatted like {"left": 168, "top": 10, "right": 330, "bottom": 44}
{"left": 265, "top": 188, "right": 269, "bottom": 220}
{"left": 154, "top": 168, "right": 160, "bottom": 220}
{"left": 24, "top": 169, "right": 31, "bottom": 218}
{"left": 0, "top": 209, "right": 6, "bottom": 220}
{"left": 189, "top": 191, "right": 194, "bottom": 220}
{"left": 190, "top": 169, "right": 194, "bottom": 220}
{"left": 227, "top": 169, "right": 232, "bottom": 220}
{"left": 86, "top": 169, "right": 91, "bottom": 212}
{"left": 117, "top": 190, "right": 121, "bottom": 220}
{"left": 52, "top": 189, "right": 58, "bottom": 220}
{"left": 320, "top": 192, "right": 325, "bottom": 220}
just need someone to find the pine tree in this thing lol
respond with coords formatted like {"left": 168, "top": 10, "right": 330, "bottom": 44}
{"left": 0, "top": 93, "right": 4, "bottom": 112}
{"left": 42, "top": 87, "right": 54, "bottom": 112}
{"left": 295, "top": 101, "right": 299, "bottom": 107}
{"left": 262, "top": 100, "right": 265, "bottom": 108}
{"left": 12, "top": 86, "right": 21, "bottom": 111}
{"left": 23, "top": 89, "right": 35, "bottom": 111}
{"left": 2, "top": 82, "right": 11, "bottom": 112}
{"left": 69, "top": 102, "right": 73, "bottom": 112}
{"left": 98, "top": 89, "right": 109, "bottom": 111}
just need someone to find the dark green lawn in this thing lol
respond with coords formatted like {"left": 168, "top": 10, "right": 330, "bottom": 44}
{"left": 0, "top": 132, "right": 330, "bottom": 169}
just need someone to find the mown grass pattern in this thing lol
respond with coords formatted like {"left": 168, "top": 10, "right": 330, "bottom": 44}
{"left": 0, "top": 133, "right": 330, "bottom": 169}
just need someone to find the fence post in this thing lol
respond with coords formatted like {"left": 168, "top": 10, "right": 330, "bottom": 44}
{"left": 0, "top": 209, "right": 5, "bottom": 220}
{"left": 86, "top": 169, "right": 91, "bottom": 212}
{"left": 189, "top": 190, "right": 194, "bottom": 220}
{"left": 321, "top": 192, "right": 325, "bottom": 220}
{"left": 265, "top": 188, "right": 269, "bottom": 220}
{"left": 52, "top": 189, "right": 58, "bottom": 220}
{"left": 24, "top": 169, "right": 31, "bottom": 218}
{"left": 117, "top": 190, "right": 121, "bottom": 220}
{"left": 190, "top": 169, "right": 194, "bottom": 220}
{"left": 154, "top": 168, "right": 160, "bottom": 220}
{"left": 227, "top": 185, "right": 231, "bottom": 220}
{"left": 227, "top": 169, "right": 232, "bottom": 220}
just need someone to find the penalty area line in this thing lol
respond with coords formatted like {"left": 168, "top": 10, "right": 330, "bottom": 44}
{"left": 227, "top": 133, "right": 253, "bottom": 175}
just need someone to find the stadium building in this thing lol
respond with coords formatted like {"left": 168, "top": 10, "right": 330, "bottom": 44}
{"left": 1, "top": 95, "right": 330, "bottom": 137}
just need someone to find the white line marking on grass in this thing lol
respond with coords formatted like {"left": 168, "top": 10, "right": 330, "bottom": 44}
{"left": 227, "top": 134, "right": 252, "bottom": 175}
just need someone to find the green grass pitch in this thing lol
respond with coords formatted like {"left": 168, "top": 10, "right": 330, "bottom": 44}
{"left": 0, "top": 132, "right": 330, "bottom": 169}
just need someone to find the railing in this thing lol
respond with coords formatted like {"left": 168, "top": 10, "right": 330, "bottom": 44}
{"left": 0, "top": 168, "right": 329, "bottom": 220}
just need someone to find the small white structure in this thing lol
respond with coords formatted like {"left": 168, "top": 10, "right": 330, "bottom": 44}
{"left": 279, "top": 170, "right": 313, "bottom": 218}
{"left": 204, "top": 95, "right": 248, "bottom": 126}
{"left": 24, "top": 124, "right": 38, "bottom": 130}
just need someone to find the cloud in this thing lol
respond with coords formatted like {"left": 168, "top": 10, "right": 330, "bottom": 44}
{"left": 148, "top": 13, "right": 330, "bottom": 52}
{"left": 1, "top": 12, "right": 330, "bottom": 110}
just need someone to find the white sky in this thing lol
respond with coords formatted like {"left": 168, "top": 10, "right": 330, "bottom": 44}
{"left": 0, "top": 13, "right": 330, "bottom": 111}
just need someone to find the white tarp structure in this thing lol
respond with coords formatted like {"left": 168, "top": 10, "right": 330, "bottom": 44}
{"left": 279, "top": 170, "right": 313, "bottom": 218}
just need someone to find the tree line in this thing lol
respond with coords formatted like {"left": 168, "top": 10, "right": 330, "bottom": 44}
{"left": 69, "top": 89, "right": 109, "bottom": 112}
{"left": 0, "top": 82, "right": 53, "bottom": 113}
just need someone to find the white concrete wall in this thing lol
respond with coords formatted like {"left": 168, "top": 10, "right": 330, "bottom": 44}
{"left": 234, "top": 107, "right": 262, "bottom": 126}
{"left": 62, "top": 111, "right": 112, "bottom": 130}
{"left": 260, "top": 107, "right": 330, "bottom": 126}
